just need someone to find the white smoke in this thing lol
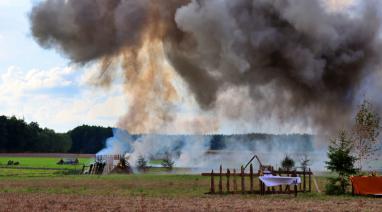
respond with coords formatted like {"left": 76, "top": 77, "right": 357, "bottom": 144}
{"left": 98, "top": 129, "right": 328, "bottom": 172}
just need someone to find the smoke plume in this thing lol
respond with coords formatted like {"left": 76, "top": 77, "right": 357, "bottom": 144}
{"left": 30, "top": 0, "right": 382, "bottom": 134}
{"left": 98, "top": 129, "right": 329, "bottom": 171}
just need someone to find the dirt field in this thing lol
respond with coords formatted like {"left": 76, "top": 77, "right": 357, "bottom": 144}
{"left": 0, "top": 174, "right": 381, "bottom": 211}
{"left": 0, "top": 154, "right": 381, "bottom": 211}
{"left": 1, "top": 193, "right": 381, "bottom": 212}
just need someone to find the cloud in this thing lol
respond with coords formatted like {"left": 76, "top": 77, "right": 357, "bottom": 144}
{"left": 0, "top": 65, "right": 126, "bottom": 132}
{"left": 0, "top": 66, "right": 75, "bottom": 98}
{"left": 323, "top": 0, "right": 357, "bottom": 11}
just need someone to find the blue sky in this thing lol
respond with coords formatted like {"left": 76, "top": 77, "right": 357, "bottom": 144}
{"left": 0, "top": 0, "right": 126, "bottom": 132}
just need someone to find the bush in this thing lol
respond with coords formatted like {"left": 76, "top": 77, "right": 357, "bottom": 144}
{"left": 136, "top": 155, "right": 147, "bottom": 170}
{"left": 281, "top": 155, "right": 295, "bottom": 171}
{"left": 161, "top": 153, "right": 175, "bottom": 170}
{"left": 325, "top": 177, "right": 350, "bottom": 195}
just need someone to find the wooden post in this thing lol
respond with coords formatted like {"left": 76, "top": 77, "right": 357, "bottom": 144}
{"left": 81, "top": 165, "right": 85, "bottom": 174}
{"left": 241, "top": 166, "right": 245, "bottom": 194}
{"left": 303, "top": 168, "right": 306, "bottom": 192}
{"left": 219, "top": 165, "right": 223, "bottom": 194}
{"left": 227, "top": 169, "right": 230, "bottom": 193}
{"left": 308, "top": 168, "right": 312, "bottom": 192}
{"left": 210, "top": 170, "right": 215, "bottom": 194}
{"left": 233, "top": 169, "right": 238, "bottom": 193}
{"left": 250, "top": 164, "right": 254, "bottom": 193}
{"left": 88, "top": 164, "right": 93, "bottom": 175}
{"left": 285, "top": 171, "right": 290, "bottom": 192}
{"left": 259, "top": 169, "right": 263, "bottom": 195}
{"left": 299, "top": 173, "right": 302, "bottom": 191}
{"left": 292, "top": 170, "right": 297, "bottom": 195}
{"left": 279, "top": 168, "right": 282, "bottom": 193}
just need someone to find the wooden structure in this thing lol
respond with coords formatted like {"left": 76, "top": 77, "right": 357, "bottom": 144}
{"left": 202, "top": 165, "right": 313, "bottom": 196}
{"left": 81, "top": 155, "right": 123, "bottom": 175}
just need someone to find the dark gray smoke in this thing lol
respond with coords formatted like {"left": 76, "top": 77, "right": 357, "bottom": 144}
{"left": 30, "top": 0, "right": 382, "bottom": 133}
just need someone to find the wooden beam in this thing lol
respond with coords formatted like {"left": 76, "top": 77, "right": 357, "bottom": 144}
{"left": 250, "top": 164, "right": 254, "bottom": 193}
{"left": 233, "top": 169, "right": 238, "bottom": 193}
{"left": 210, "top": 170, "right": 215, "bottom": 194}
{"left": 308, "top": 168, "right": 312, "bottom": 192}
{"left": 241, "top": 166, "right": 245, "bottom": 194}
{"left": 226, "top": 169, "right": 230, "bottom": 193}
{"left": 219, "top": 165, "right": 223, "bottom": 194}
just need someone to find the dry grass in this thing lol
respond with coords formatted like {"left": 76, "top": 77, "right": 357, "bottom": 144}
{"left": 0, "top": 174, "right": 381, "bottom": 211}
{"left": 0, "top": 193, "right": 381, "bottom": 212}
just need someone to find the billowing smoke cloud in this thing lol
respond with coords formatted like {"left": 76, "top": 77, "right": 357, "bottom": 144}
{"left": 98, "top": 129, "right": 329, "bottom": 171}
{"left": 30, "top": 0, "right": 382, "bottom": 134}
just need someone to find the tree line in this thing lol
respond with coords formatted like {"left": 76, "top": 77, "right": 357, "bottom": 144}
{"left": 0, "top": 115, "right": 113, "bottom": 154}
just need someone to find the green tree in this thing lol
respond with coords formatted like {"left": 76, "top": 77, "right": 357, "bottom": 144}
{"left": 136, "top": 155, "right": 147, "bottom": 171}
{"left": 0, "top": 115, "right": 72, "bottom": 153}
{"left": 352, "top": 100, "right": 381, "bottom": 170}
{"left": 325, "top": 130, "right": 358, "bottom": 195}
{"left": 68, "top": 125, "right": 113, "bottom": 153}
{"left": 281, "top": 155, "right": 295, "bottom": 171}
{"left": 161, "top": 152, "right": 175, "bottom": 170}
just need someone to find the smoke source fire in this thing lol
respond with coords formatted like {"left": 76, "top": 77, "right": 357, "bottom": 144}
{"left": 30, "top": 0, "right": 382, "bottom": 134}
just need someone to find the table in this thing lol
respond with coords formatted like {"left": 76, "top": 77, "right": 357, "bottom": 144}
{"left": 259, "top": 175, "right": 301, "bottom": 196}
{"left": 259, "top": 175, "right": 301, "bottom": 187}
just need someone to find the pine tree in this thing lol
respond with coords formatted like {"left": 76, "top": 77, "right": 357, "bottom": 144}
{"left": 281, "top": 155, "right": 295, "bottom": 171}
{"left": 325, "top": 130, "right": 358, "bottom": 195}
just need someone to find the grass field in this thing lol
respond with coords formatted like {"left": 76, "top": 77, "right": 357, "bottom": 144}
{"left": 0, "top": 155, "right": 381, "bottom": 211}
{"left": 0, "top": 157, "right": 93, "bottom": 169}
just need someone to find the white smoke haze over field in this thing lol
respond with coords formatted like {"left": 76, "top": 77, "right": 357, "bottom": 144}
{"left": 29, "top": 0, "right": 382, "bottom": 170}
{"left": 98, "top": 129, "right": 328, "bottom": 171}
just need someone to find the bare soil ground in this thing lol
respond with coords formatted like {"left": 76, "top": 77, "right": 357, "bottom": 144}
{"left": 0, "top": 193, "right": 381, "bottom": 212}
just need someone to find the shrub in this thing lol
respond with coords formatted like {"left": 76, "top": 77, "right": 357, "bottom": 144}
{"left": 281, "top": 155, "right": 295, "bottom": 171}
{"left": 325, "top": 177, "right": 349, "bottom": 195}
{"left": 161, "top": 153, "right": 175, "bottom": 170}
{"left": 136, "top": 155, "right": 147, "bottom": 170}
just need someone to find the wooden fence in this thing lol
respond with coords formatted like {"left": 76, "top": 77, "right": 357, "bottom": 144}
{"left": 201, "top": 165, "right": 313, "bottom": 196}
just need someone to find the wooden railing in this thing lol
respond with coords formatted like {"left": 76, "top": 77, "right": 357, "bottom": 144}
{"left": 202, "top": 165, "right": 313, "bottom": 196}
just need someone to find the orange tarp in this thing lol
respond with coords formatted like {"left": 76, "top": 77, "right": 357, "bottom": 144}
{"left": 350, "top": 176, "right": 382, "bottom": 195}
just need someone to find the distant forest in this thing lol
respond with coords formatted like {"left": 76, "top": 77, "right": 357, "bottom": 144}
{"left": 0, "top": 115, "right": 313, "bottom": 154}
{"left": 0, "top": 115, "right": 113, "bottom": 154}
